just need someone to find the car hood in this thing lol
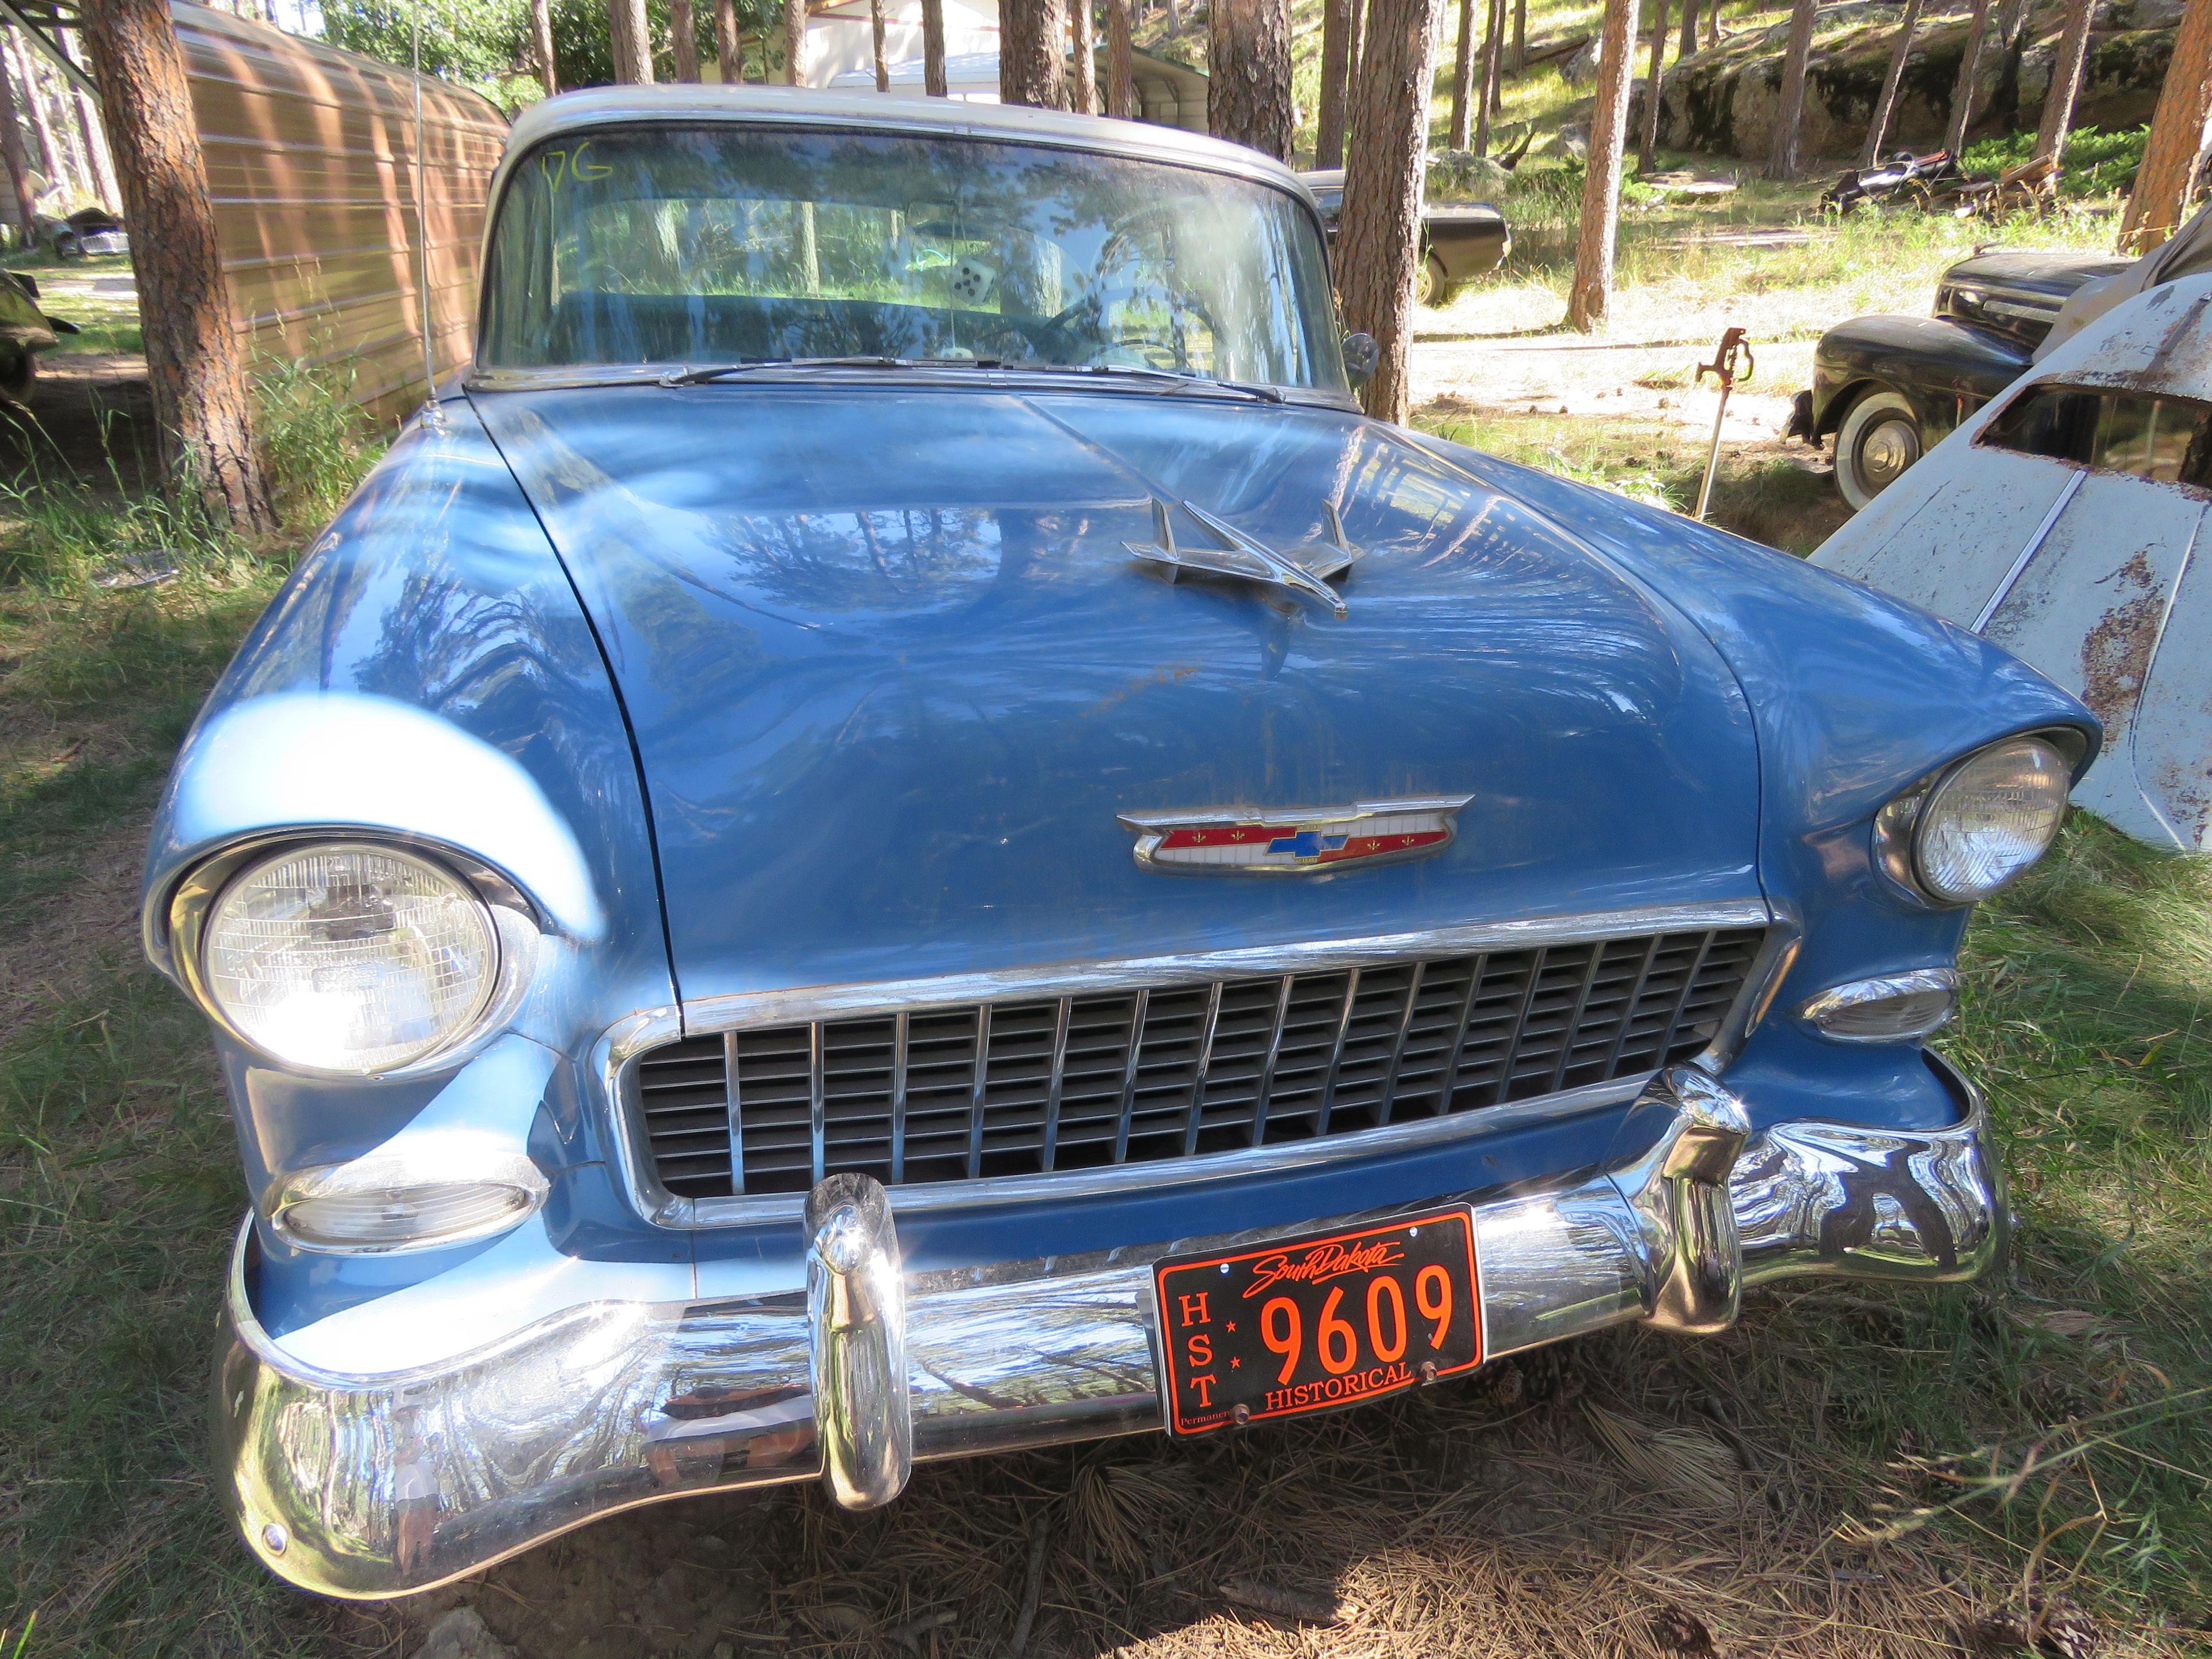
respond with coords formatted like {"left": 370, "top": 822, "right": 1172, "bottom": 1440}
{"left": 1940, "top": 250, "right": 2133, "bottom": 303}
{"left": 469, "top": 384, "right": 1763, "bottom": 1007}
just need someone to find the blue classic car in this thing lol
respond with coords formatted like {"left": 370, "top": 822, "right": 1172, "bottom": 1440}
{"left": 146, "top": 86, "right": 2100, "bottom": 1596}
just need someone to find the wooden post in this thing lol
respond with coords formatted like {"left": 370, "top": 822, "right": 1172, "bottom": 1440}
{"left": 1339, "top": 0, "right": 1442, "bottom": 420}
{"left": 77, "top": 0, "right": 275, "bottom": 531}
{"left": 1862, "top": 0, "right": 1922, "bottom": 164}
{"left": 2118, "top": 0, "right": 2212, "bottom": 251}
{"left": 2032, "top": 0, "right": 2093, "bottom": 161}
{"left": 611, "top": 0, "right": 654, "bottom": 81}
{"left": 672, "top": 0, "right": 700, "bottom": 78}
{"left": 1104, "top": 0, "right": 1135, "bottom": 112}
{"left": 1070, "top": 0, "right": 1096, "bottom": 111}
{"left": 1449, "top": 0, "right": 1474, "bottom": 149}
{"left": 1317, "top": 0, "right": 1354, "bottom": 164}
{"left": 1565, "top": 0, "right": 1634, "bottom": 329}
{"left": 1638, "top": 0, "right": 1669, "bottom": 173}
{"left": 1944, "top": 0, "right": 1991, "bottom": 154}
{"left": 922, "top": 0, "right": 948, "bottom": 92}
{"left": 1209, "top": 0, "right": 1293, "bottom": 158}
{"left": 1763, "top": 0, "right": 1814, "bottom": 179}
{"left": 783, "top": 0, "right": 806, "bottom": 85}
{"left": 1475, "top": 0, "right": 1503, "bottom": 146}
{"left": 1002, "top": 0, "right": 1067, "bottom": 105}
{"left": 713, "top": 0, "right": 742, "bottom": 81}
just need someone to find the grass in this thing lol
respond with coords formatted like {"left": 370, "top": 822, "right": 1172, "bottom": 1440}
{"left": 2, "top": 253, "right": 143, "bottom": 356}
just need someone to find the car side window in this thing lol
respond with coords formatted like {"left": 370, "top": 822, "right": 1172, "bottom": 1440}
{"left": 1980, "top": 384, "right": 2212, "bottom": 488}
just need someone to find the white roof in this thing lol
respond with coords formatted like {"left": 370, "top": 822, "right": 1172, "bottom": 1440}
{"left": 498, "top": 84, "right": 1297, "bottom": 193}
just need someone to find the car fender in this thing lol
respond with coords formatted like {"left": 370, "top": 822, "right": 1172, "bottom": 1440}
{"left": 1810, "top": 314, "right": 2032, "bottom": 437}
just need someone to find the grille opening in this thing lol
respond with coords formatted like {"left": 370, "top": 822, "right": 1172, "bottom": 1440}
{"left": 634, "top": 925, "right": 1769, "bottom": 1200}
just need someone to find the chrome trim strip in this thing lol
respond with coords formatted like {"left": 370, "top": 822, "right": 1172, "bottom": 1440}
{"left": 1315, "top": 966, "right": 1361, "bottom": 1137}
{"left": 1437, "top": 952, "right": 1487, "bottom": 1104}
{"left": 1250, "top": 975, "right": 1295, "bottom": 1146}
{"left": 1600, "top": 935, "right": 1664, "bottom": 1076}
{"left": 1798, "top": 968, "right": 1960, "bottom": 1043}
{"left": 965, "top": 1004, "right": 993, "bottom": 1180}
{"left": 1377, "top": 959, "right": 1426, "bottom": 1127}
{"left": 220, "top": 1060, "right": 2002, "bottom": 1599}
{"left": 1041, "top": 997, "right": 1072, "bottom": 1172}
{"left": 808, "top": 1023, "right": 827, "bottom": 1187}
{"left": 1183, "top": 981, "right": 1225, "bottom": 1157}
{"left": 724, "top": 1030, "right": 745, "bottom": 1196}
{"left": 889, "top": 1013, "right": 910, "bottom": 1185}
{"left": 1972, "top": 469, "right": 2085, "bottom": 634}
{"left": 1112, "top": 987, "right": 1148, "bottom": 1163}
{"left": 1549, "top": 945, "right": 1608, "bottom": 1095}
{"left": 675, "top": 902, "right": 1772, "bottom": 1032}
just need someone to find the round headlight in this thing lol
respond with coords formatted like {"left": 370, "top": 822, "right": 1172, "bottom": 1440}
{"left": 201, "top": 842, "right": 498, "bottom": 1074}
{"left": 1912, "top": 736, "right": 2070, "bottom": 903}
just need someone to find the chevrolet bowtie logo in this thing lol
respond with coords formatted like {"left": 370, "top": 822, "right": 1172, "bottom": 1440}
{"left": 1118, "top": 796, "right": 1474, "bottom": 875}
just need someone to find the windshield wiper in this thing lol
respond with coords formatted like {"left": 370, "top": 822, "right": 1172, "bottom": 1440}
{"left": 659, "top": 355, "right": 922, "bottom": 386}
{"left": 998, "top": 360, "right": 1285, "bottom": 403}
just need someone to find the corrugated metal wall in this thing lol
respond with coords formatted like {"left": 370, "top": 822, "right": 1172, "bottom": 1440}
{"left": 174, "top": 2, "right": 509, "bottom": 419}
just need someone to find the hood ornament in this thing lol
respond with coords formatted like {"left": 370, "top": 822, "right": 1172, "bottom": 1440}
{"left": 1119, "top": 794, "right": 1474, "bottom": 874}
{"left": 1123, "top": 498, "right": 1363, "bottom": 618}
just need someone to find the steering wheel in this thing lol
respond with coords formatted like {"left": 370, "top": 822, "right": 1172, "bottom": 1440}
{"left": 1037, "top": 278, "right": 1220, "bottom": 370}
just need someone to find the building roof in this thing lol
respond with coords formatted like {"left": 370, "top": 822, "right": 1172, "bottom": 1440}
{"left": 497, "top": 84, "right": 1301, "bottom": 199}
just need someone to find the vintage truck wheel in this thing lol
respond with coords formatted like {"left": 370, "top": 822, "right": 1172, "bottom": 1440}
{"left": 1422, "top": 252, "right": 1449, "bottom": 306}
{"left": 1834, "top": 389, "right": 1923, "bottom": 511}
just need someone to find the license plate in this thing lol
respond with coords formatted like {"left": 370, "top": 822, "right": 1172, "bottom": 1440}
{"left": 1153, "top": 1207, "right": 1483, "bottom": 1437}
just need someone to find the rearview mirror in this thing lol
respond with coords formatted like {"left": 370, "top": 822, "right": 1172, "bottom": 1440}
{"left": 1341, "top": 331, "right": 1379, "bottom": 389}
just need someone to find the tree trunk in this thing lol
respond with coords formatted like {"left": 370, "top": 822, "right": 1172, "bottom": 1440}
{"left": 1475, "top": 0, "right": 1503, "bottom": 148}
{"left": 1449, "top": 0, "right": 1474, "bottom": 148}
{"left": 1510, "top": 0, "right": 1525, "bottom": 70}
{"left": 1163, "top": 0, "right": 1179, "bottom": 37}
{"left": 1208, "top": 0, "right": 1293, "bottom": 157}
{"left": 1339, "top": 0, "right": 1442, "bottom": 421}
{"left": 1317, "top": 0, "right": 1353, "bottom": 161}
{"left": 783, "top": 0, "right": 806, "bottom": 85}
{"left": 1677, "top": 0, "right": 1696, "bottom": 58}
{"left": 1763, "top": 0, "right": 1814, "bottom": 180}
{"left": 1104, "top": 0, "right": 1135, "bottom": 111}
{"left": 672, "top": 0, "right": 700, "bottom": 79}
{"left": 713, "top": 0, "right": 742, "bottom": 80}
{"left": 2118, "top": 0, "right": 2212, "bottom": 250}
{"left": 77, "top": 0, "right": 275, "bottom": 531}
{"left": 1703, "top": 0, "right": 1715, "bottom": 50}
{"left": 0, "top": 41, "right": 37, "bottom": 241}
{"left": 532, "top": 0, "right": 560, "bottom": 91}
{"left": 922, "top": 0, "right": 948, "bottom": 92}
{"left": 1638, "top": 0, "right": 1668, "bottom": 173}
{"left": 1862, "top": 0, "right": 1922, "bottom": 164}
{"left": 1942, "top": 0, "right": 1990, "bottom": 154}
{"left": 1565, "top": 0, "right": 1635, "bottom": 329}
{"left": 1070, "top": 0, "right": 1097, "bottom": 111}
{"left": 2031, "top": 0, "right": 2092, "bottom": 161}
{"left": 1002, "top": 0, "right": 1067, "bottom": 106}
{"left": 1346, "top": 0, "right": 1367, "bottom": 129}
{"left": 869, "top": 0, "right": 889, "bottom": 86}
{"left": 13, "top": 36, "right": 62, "bottom": 191}
{"left": 59, "top": 31, "right": 119, "bottom": 206}
{"left": 611, "top": 0, "right": 654, "bottom": 81}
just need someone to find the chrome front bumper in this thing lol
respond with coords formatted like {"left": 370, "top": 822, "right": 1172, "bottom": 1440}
{"left": 218, "top": 1058, "right": 2005, "bottom": 1599}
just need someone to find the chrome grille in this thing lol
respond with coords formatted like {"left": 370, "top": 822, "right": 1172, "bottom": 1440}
{"left": 635, "top": 925, "right": 1768, "bottom": 1199}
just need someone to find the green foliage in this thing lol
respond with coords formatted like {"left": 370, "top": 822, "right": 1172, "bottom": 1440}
{"left": 1961, "top": 123, "right": 2150, "bottom": 200}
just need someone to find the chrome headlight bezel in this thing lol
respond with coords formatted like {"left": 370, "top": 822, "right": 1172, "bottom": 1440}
{"left": 169, "top": 832, "right": 541, "bottom": 1080}
{"left": 1872, "top": 729, "right": 2082, "bottom": 909}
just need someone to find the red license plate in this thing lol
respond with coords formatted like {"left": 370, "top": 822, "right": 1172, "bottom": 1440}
{"left": 1153, "top": 1207, "right": 1483, "bottom": 1436}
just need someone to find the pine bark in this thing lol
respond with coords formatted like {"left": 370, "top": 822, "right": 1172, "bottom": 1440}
{"left": 922, "top": 0, "right": 948, "bottom": 91}
{"left": 1164, "top": 0, "right": 1179, "bottom": 35}
{"left": 1002, "top": 0, "right": 1067, "bottom": 105}
{"left": 0, "top": 41, "right": 37, "bottom": 239}
{"left": 1347, "top": 0, "right": 1367, "bottom": 123}
{"left": 869, "top": 0, "right": 889, "bottom": 86}
{"left": 1339, "top": 0, "right": 1442, "bottom": 421}
{"left": 1676, "top": 0, "right": 1696, "bottom": 58}
{"left": 1317, "top": 0, "right": 1354, "bottom": 162}
{"left": 1070, "top": 0, "right": 1097, "bottom": 111}
{"left": 1209, "top": 0, "right": 1293, "bottom": 158}
{"left": 1862, "top": 0, "right": 1921, "bottom": 164}
{"left": 1104, "top": 0, "right": 1135, "bottom": 111}
{"left": 1510, "top": 0, "right": 1525, "bottom": 69}
{"left": 1943, "top": 0, "right": 1991, "bottom": 153}
{"left": 1477, "top": 0, "right": 1504, "bottom": 137}
{"left": 1763, "top": 0, "right": 1815, "bottom": 180}
{"left": 1702, "top": 0, "right": 1715, "bottom": 49}
{"left": 783, "top": 0, "right": 806, "bottom": 85}
{"left": 77, "top": 0, "right": 275, "bottom": 530}
{"left": 1449, "top": 0, "right": 1474, "bottom": 148}
{"left": 713, "top": 0, "right": 743, "bottom": 80}
{"left": 672, "top": 0, "right": 700, "bottom": 78}
{"left": 13, "top": 35, "right": 62, "bottom": 190}
{"left": 2118, "top": 0, "right": 2212, "bottom": 249}
{"left": 1638, "top": 0, "right": 1668, "bottom": 173}
{"left": 60, "top": 31, "right": 118, "bottom": 206}
{"left": 1565, "top": 0, "right": 1635, "bottom": 329}
{"left": 611, "top": 0, "right": 654, "bottom": 81}
{"left": 2032, "top": 0, "right": 2094, "bottom": 161}
{"left": 532, "top": 0, "right": 560, "bottom": 91}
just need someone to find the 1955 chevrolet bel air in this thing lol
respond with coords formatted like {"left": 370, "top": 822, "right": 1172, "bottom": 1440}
{"left": 147, "top": 86, "right": 2100, "bottom": 1597}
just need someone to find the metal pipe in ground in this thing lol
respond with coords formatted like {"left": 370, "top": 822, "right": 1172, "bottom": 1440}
{"left": 1694, "top": 327, "right": 1753, "bottom": 521}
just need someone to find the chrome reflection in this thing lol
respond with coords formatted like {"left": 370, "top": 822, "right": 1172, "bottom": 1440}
{"left": 221, "top": 1058, "right": 2003, "bottom": 1599}
{"left": 805, "top": 1174, "right": 912, "bottom": 1510}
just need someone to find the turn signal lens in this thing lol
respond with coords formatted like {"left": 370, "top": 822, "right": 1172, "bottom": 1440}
{"left": 201, "top": 842, "right": 497, "bottom": 1074}
{"left": 278, "top": 1181, "right": 536, "bottom": 1251}
{"left": 1914, "top": 737, "right": 2070, "bottom": 903}
{"left": 1801, "top": 969, "right": 1958, "bottom": 1043}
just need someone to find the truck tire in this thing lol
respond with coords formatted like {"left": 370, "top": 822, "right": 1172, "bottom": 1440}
{"left": 1422, "top": 252, "right": 1449, "bottom": 306}
{"left": 1834, "top": 388, "right": 1923, "bottom": 512}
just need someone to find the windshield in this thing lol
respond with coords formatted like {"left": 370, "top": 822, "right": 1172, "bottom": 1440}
{"left": 480, "top": 126, "right": 1346, "bottom": 391}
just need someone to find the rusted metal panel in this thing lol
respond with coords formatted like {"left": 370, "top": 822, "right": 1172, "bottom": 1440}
{"left": 1812, "top": 272, "right": 2212, "bottom": 852}
{"left": 173, "top": 3, "right": 507, "bottom": 419}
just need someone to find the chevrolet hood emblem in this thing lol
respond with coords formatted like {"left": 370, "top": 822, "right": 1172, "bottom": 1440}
{"left": 1119, "top": 796, "right": 1474, "bottom": 874}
